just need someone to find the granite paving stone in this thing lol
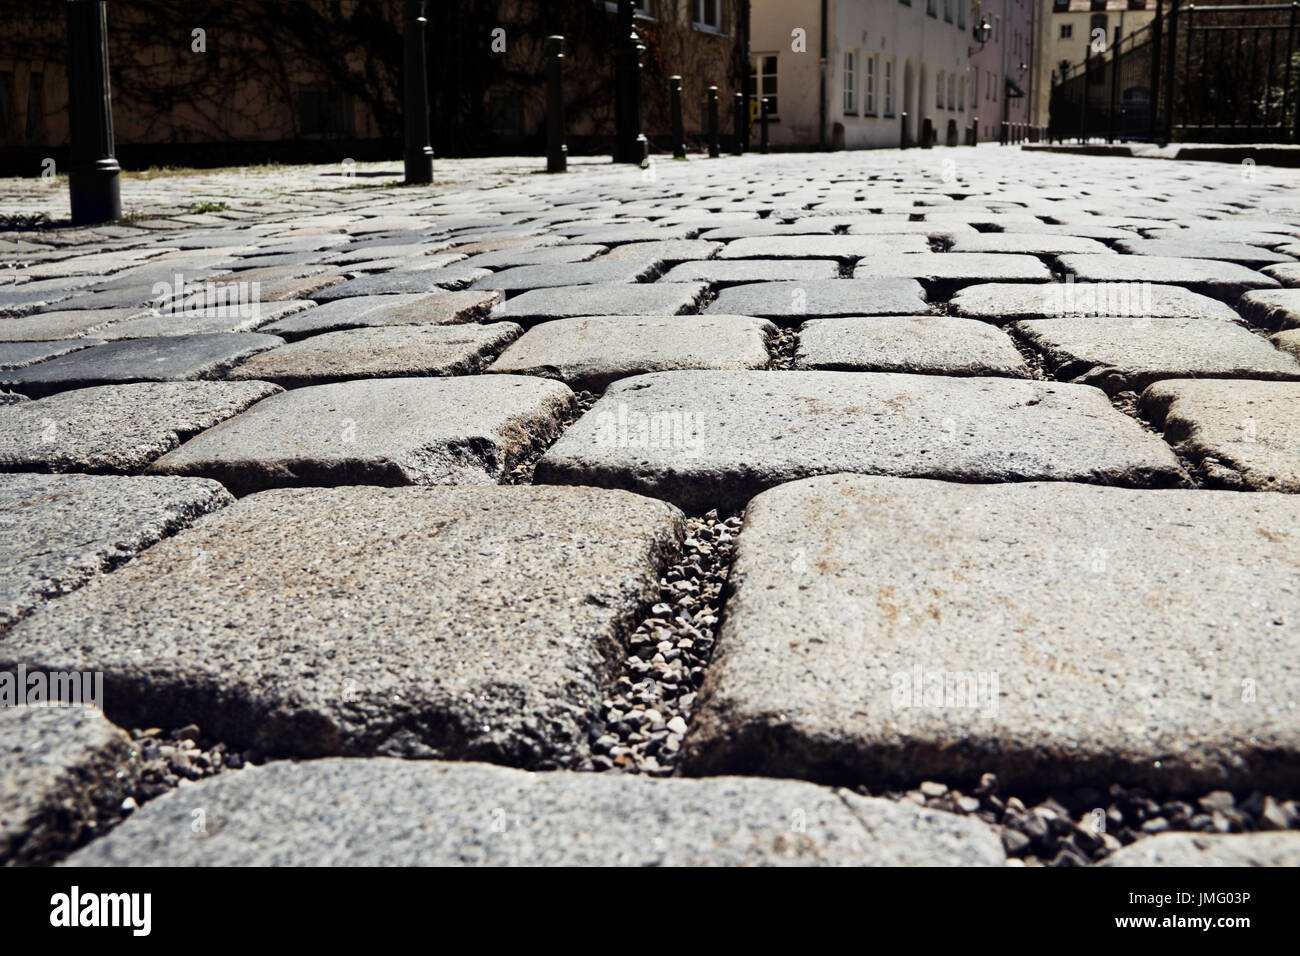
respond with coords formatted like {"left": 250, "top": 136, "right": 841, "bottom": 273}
{"left": 1059, "top": 254, "right": 1280, "bottom": 300}
{"left": 0, "top": 339, "right": 104, "bottom": 369}
{"left": 660, "top": 259, "right": 841, "bottom": 284}
{"left": 1012, "top": 317, "right": 1300, "bottom": 394}
{"left": 496, "top": 283, "right": 707, "bottom": 322}
{"left": 261, "top": 290, "right": 500, "bottom": 340}
{"left": 0, "top": 485, "right": 682, "bottom": 765}
{"left": 1, "top": 333, "right": 283, "bottom": 398}
{"left": 1140, "top": 378, "right": 1300, "bottom": 491}
{"left": 951, "top": 282, "right": 1243, "bottom": 322}
{"left": 94, "top": 301, "right": 312, "bottom": 339}
{"left": 947, "top": 233, "right": 1113, "bottom": 255}
{"left": 0, "top": 380, "right": 281, "bottom": 473}
{"left": 535, "top": 370, "right": 1185, "bottom": 512}
{"left": 706, "top": 279, "right": 929, "bottom": 318}
{"left": 472, "top": 261, "right": 658, "bottom": 291}
{"left": 1101, "top": 833, "right": 1300, "bottom": 867}
{"left": 0, "top": 308, "right": 149, "bottom": 342}
{"left": 717, "top": 236, "right": 931, "bottom": 259}
{"left": 148, "top": 375, "right": 574, "bottom": 494}
{"left": 793, "top": 315, "right": 1030, "bottom": 377}
{"left": 310, "top": 266, "right": 490, "bottom": 300}
{"left": 0, "top": 706, "right": 142, "bottom": 865}
{"left": 1114, "top": 238, "right": 1294, "bottom": 267}
{"left": 1237, "top": 288, "right": 1300, "bottom": 330}
{"left": 227, "top": 323, "right": 522, "bottom": 387}
{"left": 66, "top": 758, "right": 1004, "bottom": 866}
{"left": 680, "top": 474, "right": 1300, "bottom": 792}
{"left": 490, "top": 315, "right": 775, "bottom": 390}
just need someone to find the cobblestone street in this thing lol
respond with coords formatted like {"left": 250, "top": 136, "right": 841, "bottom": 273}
{"left": 4, "top": 145, "right": 1300, "bottom": 866}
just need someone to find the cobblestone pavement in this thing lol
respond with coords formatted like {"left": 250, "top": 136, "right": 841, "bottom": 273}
{"left": 3, "top": 145, "right": 1300, "bottom": 867}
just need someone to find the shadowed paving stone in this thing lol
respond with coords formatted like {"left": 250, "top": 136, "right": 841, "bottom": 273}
{"left": 1272, "top": 327, "right": 1300, "bottom": 358}
{"left": 1, "top": 486, "right": 683, "bottom": 765}
{"left": 228, "top": 323, "right": 521, "bottom": 387}
{"left": 1141, "top": 379, "right": 1300, "bottom": 491}
{"left": 718, "top": 236, "right": 930, "bottom": 259}
{"left": 148, "top": 376, "right": 573, "bottom": 495}
{"left": 458, "top": 244, "right": 606, "bottom": 270}
{"left": 262, "top": 291, "right": 500, "bottom": 341}
{"left": 534, "top": 371, "right": 1185, "bottom": 512}
{"left": 497, "top": 283, "right": 706, "bottom": 322}
{"left": 848, "top": 253, "right": 1051, "bottom": 291}
{"left": 94, "top": 301, "right": 312, "bottom": 339}
{"left": 0, "top": 473, "right": 232, "bottom": 633}
{"left": 0, "top": 333, "right": 283, "bottom": 398}
{"left": 661, "top": 260, "right": 840, "bottom": 284}
{"left": 0, "top": 339, "right": 104, "bottom": 369}
{"left": 1013, "top": 317, "right": 1300, "bottom": 394}
{"left": 1101, "top": 833, "right": 1300, "bottom": 867}
{"left": 490, "top": 315, "right": 775, "bottom": 390}
{"left": 706, "top": 279, "right": 928, "bottom": 318}
{"left": 0, "top": 309, "right": 147, "bottom": 341}
{"left": 793, "top": 315, "right": 1029, "bottom": 377}
{"left": 600, "top": 239, "right": 722, "bottom": 262}
{"left": 473, "top": 261, "right": 656, "bottom": 291}
{"left": 311, "top": 267, "right": 490, "bottom": 300}
{"left": 1262, "top": 262, "right": 1300, "bottom": 287}
{"left": 947, "top": 233, "right": 1112, "bottom": 255}
{"left": 1114, "top": 238, "right": 1293, "bottom": 267}
{"left": 951, "top": 282, "right": 1242, "bottom": 322}
{"left": 1238, "top": 289, "right": 1300, "bottom": 330}
{"left": 680, "top": 474, "right": 1300, "bottom": 792}
{"left": 65, "top": 758, "right": 1005, "bottom": 866}
{"left": 0, "top": 392, "right": 26, "bottom": 405}
{"left": 0, "top": 706, "right": 142, "bottom": 865}
{"left": 1059, "top": 255, "right": 1279, "bottom": 301}
{"left": 0, "top": 381, "right": 279, "bottom": 474}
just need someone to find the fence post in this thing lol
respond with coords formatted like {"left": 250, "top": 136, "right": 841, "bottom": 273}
{"left": 1285, "top": 2, "right": 1297, "bottom": 141}
{"left": 1150, "top": 0, "right": 1164, "bottom": 141}
{"left": 402, "top": 0, "right": 434, "bottom": 184}
{"left": 1108, "top": 26, "right": 1121, "bottom": 142}
{"left": 707, "top": 86, "right": 720, "bottom": 157}
{"left": 733, "top": 91, "right": 745, "bottom": 154}
{"left": 1081, "top": 45, "right": 1091, "bottom": 143}
{"left": 546, "top": 36, "right": 567, "bottom": 173}
{"left": 759, "top": 97, "right": 770, "bottom": 152}
{"left": 670, "top": 75, "right": 686, "bottom": 158}
{"left": 1163, "top": 0, "right": 1181, "bottom": 144}
{"left": 66, "top": 0, "right": 121, "bottom": 225}
{"left": 614, "top": 0, "right": 647, "bottom": 163}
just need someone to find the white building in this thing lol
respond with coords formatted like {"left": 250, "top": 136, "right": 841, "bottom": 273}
{"left": 751, "top": 0, "right": 972, "bottom": 148}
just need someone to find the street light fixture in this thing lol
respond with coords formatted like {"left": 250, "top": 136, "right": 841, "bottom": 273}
{"left": 973, "top": 17, "right": 992, "bottom": 45}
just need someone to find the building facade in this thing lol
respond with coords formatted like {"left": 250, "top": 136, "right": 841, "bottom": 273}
{"left": 967, "top": 0, "right": 1037, "bottom": 141}
{"left": 1029, "top": 0, "right": 1156, "bottom": 129}
{"left": 0, "top": 0, "right": 747, "bottom": 175}
{"left": 750, "top": 0, "right": 973, "bottom": 149}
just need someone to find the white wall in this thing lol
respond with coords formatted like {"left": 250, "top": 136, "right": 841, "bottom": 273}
{"left": 752, "top": 0, "right": 972, "bottom": 148}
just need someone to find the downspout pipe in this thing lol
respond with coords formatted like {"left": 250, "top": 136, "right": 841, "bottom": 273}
{"left": 820, "top": 0, "right": 828, "bottom": 149}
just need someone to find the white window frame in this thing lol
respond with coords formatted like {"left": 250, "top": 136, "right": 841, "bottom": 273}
{"left": 843, "top": 48, "right": 858, "bottom": 114}
{"left": 883, "top": 58, "right": 895, "bottom": 116}
{"left": 752, "top": 53, "right": 779, "bottom": 117}
{"left": 864, "top": 55, "right": 877, "bottom": 115}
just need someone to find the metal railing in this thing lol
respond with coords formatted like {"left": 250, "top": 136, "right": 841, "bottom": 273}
{"left": 1048, "top": 1, "right": 1300, "bottom": 144}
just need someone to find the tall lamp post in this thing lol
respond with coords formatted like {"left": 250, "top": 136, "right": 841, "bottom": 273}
{"left": 66, "top": 0, "right": 121, "bottom": 225}
{"left": 403, "top": 0, "right": 433, "bottom": 184}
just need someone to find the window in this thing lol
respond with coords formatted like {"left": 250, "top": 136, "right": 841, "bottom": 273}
{"left": 957, "top": 76, "right": 965, "bottom": 111}
{"left": 958, "top": 0, "right": 966, "bottom": 28}
{"left": 865, "top": 56, "right": 877, "bottom": 114}
{"left": 843, "top": 49, "right": 857, "bottom": 114}
{"left": 948, "top": 73, "right": 955, "bottom": 109}
{"left": 884, "top": 58, "right": 895, "bottom": 116}
{"left": 1060, "top": 24, "right": 1073, "bottom": 39}
{"left": 936, "top": 70, "right": 945, "bottom": 109}
{"left": 971, "top": 70, "right": 978, "bottom": 106}
{"left": 927, "top": 0, "right": 936, "bottom": 15}
{"left": 694, "top": 0, "right": 722, "bottom": 29}
{"left": 992, "top": 72, "right": 998, "bottom": 101}
{"left": 943, "top": 0, "right": 953, "bottom": 20}
{"left": 605, "top": 1, "right": 655, "bottom": 15}
{"left": 1090, "top": 13, "right": 1108, "bottom": 42}
{"left": 751, "top": 54, "right": 778, "bottom": 115}
{"left": 298, "top": 88, "right": 351, "bottom": 138}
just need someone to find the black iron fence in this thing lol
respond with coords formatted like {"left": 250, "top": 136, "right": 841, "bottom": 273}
{"left": 1049, "top": 1, "right": 1300, "bottom": 144}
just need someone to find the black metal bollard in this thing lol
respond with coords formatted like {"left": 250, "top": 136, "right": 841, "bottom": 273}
{"left": 759, "top": 97, "right": 769, "bottom": 153}
{"left": 707, "top": 86, "right": 720, "bottom": 158}
{"left": 402, "top": 0, "right": 433, "bottom": 184}
{"left": 921, "top": 116, "right": 933, "bottom": 148}
{"left": 66, "top": 0, "right": 121, "bottom": 225}
{"left": 546, "top": 36, "right": 567, "bottom": 173}
{"left": 900, "top": 111, "right": 909, "bottom": 148}
{"left": 670, "top": 75, "right": 685, "bottom": 159}
{"left": 733, "top": 91, "right": 745, "bottom": 154}
{"left": 613, "top": 0, "right": 647, "bottom": 163}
